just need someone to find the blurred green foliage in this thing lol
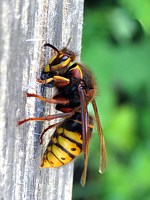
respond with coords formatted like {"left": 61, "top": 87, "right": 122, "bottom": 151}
{"left": 73, "top": 1, "right": 150, "bottom": 200}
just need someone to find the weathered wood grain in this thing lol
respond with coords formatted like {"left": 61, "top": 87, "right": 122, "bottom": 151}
{"left": 0, "top": 0, "right": 84, "bottom": 199}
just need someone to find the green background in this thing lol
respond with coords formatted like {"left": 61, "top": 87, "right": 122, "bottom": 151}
{"left": 73, "top": 0, "right": 150, "bottom": 199}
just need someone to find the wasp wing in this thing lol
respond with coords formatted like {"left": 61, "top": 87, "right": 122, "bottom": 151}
{"left": 92, "top": 99, "right": 106, "bottom": 174}
{"left": 78, "top": 82, "right": 90, "bottom": 186}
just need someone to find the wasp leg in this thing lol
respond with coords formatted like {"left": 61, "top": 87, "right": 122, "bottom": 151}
{"left": 36, "top": 77, "right": 53, "bottom": 84}
{"left": 17, "top": 111, "right": 75, "bottom": 126}
{"left": 39, "top": 122, "right": 61, "bottom": 145}
{"left": 37, "top": 75, "right": 70, "bottom": 87}
{"left": 26, "top": 93, "right": 69, "bottom": 105}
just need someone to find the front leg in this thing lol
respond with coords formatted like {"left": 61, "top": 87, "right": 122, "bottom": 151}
{"left": 37, "top": 75, "right": 70, "bottom": 88}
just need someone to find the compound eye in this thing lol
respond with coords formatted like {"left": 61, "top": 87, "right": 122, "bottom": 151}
{"left": 61, "top": 55, "right": 68, "bottom": 61}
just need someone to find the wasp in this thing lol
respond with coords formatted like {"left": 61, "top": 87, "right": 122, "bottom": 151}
{"left": 18, "top": 42, "right": 106, "bottom": 186}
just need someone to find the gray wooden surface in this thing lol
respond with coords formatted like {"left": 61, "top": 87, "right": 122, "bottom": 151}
{"left": 0, "top": 0, "right": 84, "bottom": 199}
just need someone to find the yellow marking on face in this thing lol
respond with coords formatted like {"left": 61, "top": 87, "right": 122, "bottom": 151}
{"left": 44, "top": 64, "right": 50, "bottom": 72}
{"left": 52, "top": 144, "right": 72, "bottom": 164}
{"left": 58, "top": 136, "right": 81, "bottom": 156}
{"left": 68, "top": 61, "right": 73, "bottom": 67}
{"left": 59, "top": 54, "right": 63, "bottom": 58}
{"left": 64, "top": 129, "right": 83, "bottom": 144}
{"left": 51, "top": 57, "right": 71, "bottom": 71}
{"left": 47, "top": 54, "right": 57, "bottom": 65}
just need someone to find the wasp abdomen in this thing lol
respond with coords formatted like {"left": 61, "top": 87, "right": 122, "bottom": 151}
{"left": 41, "top": 112, "right": 94, "bottom": 168}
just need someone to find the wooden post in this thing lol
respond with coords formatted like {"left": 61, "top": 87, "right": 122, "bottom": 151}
{"left": 0, "top": 0, "right": 84, "bottom": 199}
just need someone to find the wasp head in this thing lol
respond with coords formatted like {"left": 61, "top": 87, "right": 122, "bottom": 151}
{"left": 42, "top": 44, "right": 76, "bottom": 74}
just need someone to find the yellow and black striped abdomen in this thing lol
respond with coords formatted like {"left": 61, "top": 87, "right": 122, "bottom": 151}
{"left": 40, "top": 112, "right": 94, "bottom": 168}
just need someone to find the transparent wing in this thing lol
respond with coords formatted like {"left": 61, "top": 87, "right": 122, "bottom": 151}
{"left": 78, "top": 82, "right": 90, "bottom": 186}
{"left": 92, "top": 99, "right": 106, "bottom": 174}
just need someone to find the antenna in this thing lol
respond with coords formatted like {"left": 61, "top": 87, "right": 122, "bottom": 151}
{"left": 44, "top": 43, "right": 59, "bottom": 54}
{"left": 66, "top": 37, "right": 72, "bottom": 48}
